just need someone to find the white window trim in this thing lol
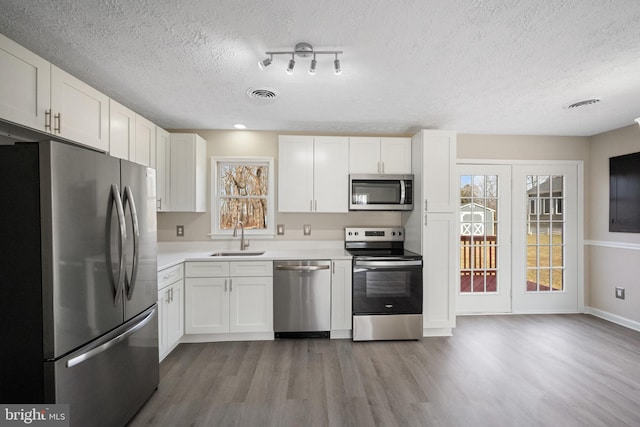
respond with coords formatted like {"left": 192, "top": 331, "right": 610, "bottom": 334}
{"left": 210, "top": 156, "right": 275, "bottom": 238}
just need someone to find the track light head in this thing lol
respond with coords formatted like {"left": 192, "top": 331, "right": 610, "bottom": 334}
{"left": 334, "top": 57, "right": 342, "bottom": 75}
{"left": 309, "top": 56, "right": 317, "bottom": 75}
{"left": 286, "top": 56, "right": 295, "bottom": 74}
{"left": 258, "top": 55, "right": 272, "bottom": 70}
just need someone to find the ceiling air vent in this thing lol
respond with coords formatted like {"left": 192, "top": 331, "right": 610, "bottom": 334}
{"left": 564, "top": 98, "right": 601, "bottom": 109}
{"left": 247, "top": 87, "right": 278, "bottom": 103}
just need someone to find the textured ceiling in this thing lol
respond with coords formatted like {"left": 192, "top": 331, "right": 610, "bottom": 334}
{"left": 1, "top": 0, "right": 640, "bottom": 136}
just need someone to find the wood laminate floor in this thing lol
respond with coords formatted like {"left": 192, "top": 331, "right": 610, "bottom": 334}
{"left": 128, "top": 315, "right": 640, "bottom": 426}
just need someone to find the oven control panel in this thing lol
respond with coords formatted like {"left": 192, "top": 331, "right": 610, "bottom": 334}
{"left": 344, "top": 227, "right": 405, "bottom": 242}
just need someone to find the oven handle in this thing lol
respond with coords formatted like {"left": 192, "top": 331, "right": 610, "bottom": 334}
{"left": 354, "top": 260, "right": 423, "bottom": 268}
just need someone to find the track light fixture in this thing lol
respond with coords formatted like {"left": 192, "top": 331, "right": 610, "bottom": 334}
{"left": 258, "top": 42, "right": 343, "bottom": 75}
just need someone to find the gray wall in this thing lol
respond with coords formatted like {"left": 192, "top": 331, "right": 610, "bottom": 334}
{"left": 157, "top": 129, "right": 404, "bottom": 241}
{"left": 588, "top": 124, "right": 640, "bottom": 323}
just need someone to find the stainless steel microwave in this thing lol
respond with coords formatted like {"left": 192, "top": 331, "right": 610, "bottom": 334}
{"left": 349, "top": 174, "right": 414, "bottom": 211}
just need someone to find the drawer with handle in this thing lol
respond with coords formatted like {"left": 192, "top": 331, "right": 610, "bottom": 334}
{"left": 158, "top": 264, "right": 184, "bottom": 289}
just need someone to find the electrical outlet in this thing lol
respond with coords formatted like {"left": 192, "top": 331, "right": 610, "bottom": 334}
{"left": 176, "top": 225, "right": 184, "bottom": 237}
{"left": 277, "top": 224, "right": 285, "bottom": 235}
{"left": 615, "top": 286, "right": 625, "bottom": 300}
{"left": 303, "top": 224, "right": 311, "bottom": 236}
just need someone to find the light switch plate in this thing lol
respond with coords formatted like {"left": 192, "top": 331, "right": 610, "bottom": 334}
{"left": 303, "top": 224, "right": 311, "bottom": 236}
{"left": 615, "top": 286, "right": 625, "bottom": 300}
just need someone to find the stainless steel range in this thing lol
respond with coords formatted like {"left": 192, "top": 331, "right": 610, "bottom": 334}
{"left": 345, "top": 227, "right": 423, "bottom": 341}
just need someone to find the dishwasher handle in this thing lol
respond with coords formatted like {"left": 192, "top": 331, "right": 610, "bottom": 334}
{"left": 274, "top": 264, "right": 330, "bottom": 271}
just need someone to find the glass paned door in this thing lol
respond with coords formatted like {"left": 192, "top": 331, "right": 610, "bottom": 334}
{"left": 457, "top": 165, "right": 511, "bottom": 314}
{"left": 526, "top": 175, "right": 565, "bottom": 292}
{"left": 512, "top": 165, "right": 579, "bottom": 313}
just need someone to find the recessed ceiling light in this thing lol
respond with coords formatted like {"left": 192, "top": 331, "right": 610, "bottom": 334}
{"left": 233, "top": 124, "right": 247, "bottom": 129}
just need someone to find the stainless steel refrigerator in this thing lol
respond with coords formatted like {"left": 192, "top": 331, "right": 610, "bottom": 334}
{"left": 0, "top": 140, "right": 159, "bottom": 426}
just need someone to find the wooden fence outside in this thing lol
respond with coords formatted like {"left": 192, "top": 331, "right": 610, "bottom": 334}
{"left": 460, "top": 235, "right": 497, "bottom": 276}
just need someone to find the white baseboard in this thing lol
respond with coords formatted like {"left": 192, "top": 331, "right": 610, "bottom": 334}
{"left": 330, "top": 330, "right": 352, "bottom": 339}
{"left": 585, "top": 306, "right": 640, "bottom": 333}
{"left": 181, "top": 332, "right": 274, "bottom": 343}
{"left": 422, "top": 327, "right": 453, "bottom": 337}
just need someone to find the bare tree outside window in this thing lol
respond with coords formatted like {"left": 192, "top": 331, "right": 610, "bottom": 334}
{"left": 218, "top": 163, "right": 269, "bottom": 230}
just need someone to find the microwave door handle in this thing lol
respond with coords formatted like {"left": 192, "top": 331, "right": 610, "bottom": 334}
{"left": 400, "top": 180, "right": 406, "bottom": 204}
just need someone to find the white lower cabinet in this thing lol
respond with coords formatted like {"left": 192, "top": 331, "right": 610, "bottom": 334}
{"left": 157, "top": 264, "right": 184, "bottom": 361}
{"left": 184, "top": 261, "right": 273, "bottom": 336}
{"left": 330, "top": 260, "right": 352, "bottom": 338}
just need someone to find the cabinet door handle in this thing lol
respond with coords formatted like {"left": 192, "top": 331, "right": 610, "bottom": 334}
{"left": 45, "top": 109, "right": 52, "bottom": 131}
{"left": 332, "top": 261, "right": 335, "bottom": 274}
{"left": 377, "top": 161, "right": 381, "bottom": 174}
{"left": 229, "top": 279, "right": 233, "bottom": 292}
{"left": 310, "top": 200, "right": 313, "bottom": 212}
{"left": 424, "top": 214, "right": 428, "bottom": 227}
{"left": 425, "top": 200, "right": 428, "bottom": 212}
{"left": 170, "top": 288, "right": 174, "bottom": 303}
{"left": 224, "top": 279, "right": 228, "bottom": 292}
{"left": 381, "top": 162, "right": 385, "bottom": 174}
{"left": 165, "top": 289, "right": 170, "bottom": 303}
{"left": 157, "top": 198, "right": 162, "bottom": 210}
{"left": 314, "top": 200, "right": 317, "bottom": 211}
{"left": 54, "top": 113, "right": 61, "bottom": 133}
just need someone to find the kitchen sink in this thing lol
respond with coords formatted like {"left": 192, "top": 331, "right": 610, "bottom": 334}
{"left": 210, "top": 250, "right": 265, "bottom": 257}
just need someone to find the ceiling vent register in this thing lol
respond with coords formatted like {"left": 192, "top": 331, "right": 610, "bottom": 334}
{"left": 246, "top": 87, "right": 278, "bottom": 102}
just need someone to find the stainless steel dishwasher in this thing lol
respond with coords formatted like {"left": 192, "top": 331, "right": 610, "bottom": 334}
{"left": 273, "top": 260, "right": 331, "bottom": 338}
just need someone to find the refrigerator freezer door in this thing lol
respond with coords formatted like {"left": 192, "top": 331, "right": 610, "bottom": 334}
{"left": 121, "top": 161, "right": 158, "bottom": 321}
{"left": 45, "top": 305, "right": 159, "bottom": 427}
{"left": 44, "top": 141, "right": 124, "bottom": 359}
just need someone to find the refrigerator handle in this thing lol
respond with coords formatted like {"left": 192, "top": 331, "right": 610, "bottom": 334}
{"left": 66, "top": 307, "right": 156, "bottom": 368}
{"left": 123, "top": 186, "right": 140, "bottom": 301}
{"left": 106, "top": 184, "right": 127, "bottom": 305}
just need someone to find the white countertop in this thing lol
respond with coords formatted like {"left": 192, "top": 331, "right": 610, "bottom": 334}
{"left": 157, "top": 240, "right": 351, "bottom": 271}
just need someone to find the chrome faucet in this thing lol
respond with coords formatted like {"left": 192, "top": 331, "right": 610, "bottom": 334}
{"left": 233, "top": 221, "right": 250, "bottom": 251}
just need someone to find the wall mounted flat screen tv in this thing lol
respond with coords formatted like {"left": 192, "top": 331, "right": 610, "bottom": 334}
{"left": 610, "top": 151, "right": 640, "bottom": 233}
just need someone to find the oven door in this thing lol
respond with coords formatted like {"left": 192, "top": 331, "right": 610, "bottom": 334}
{"left": 352, "top": 259, "right": 423, "bottom": 314}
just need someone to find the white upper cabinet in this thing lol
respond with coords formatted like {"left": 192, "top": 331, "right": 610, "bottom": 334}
{"left": 155, "top": 127, "right": 171, "bottom": 212}
{"left": 415, "top": 130, "right": 457, "bottom": 213}
{"left": 108, "top": 99, "right": 135, "bottom": 160}
{"left": 348, "top": 137, "right": 380, "bottom": 174}
{"left": 313, "top": 136, "right": 350, "bottom": 212}
{"left": 349, "top": 137, "right": 411, "bottom": 175}
{"left": 278, "top": 135, "right": 314, "bottom": 212}
{"left": 169, "top": 133, "right": 207, "bottom": 212}
{"left": 51, "top": 65, "right": 109, "bottom": 152}
{"left": 132, "top": 114, "right": 155, "bottom": 167}
{"left": 278, "top": 135, "right": 349, "bottom": 213}
{"left": 0, "top": 33, "right": 50, "bottom": 132}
